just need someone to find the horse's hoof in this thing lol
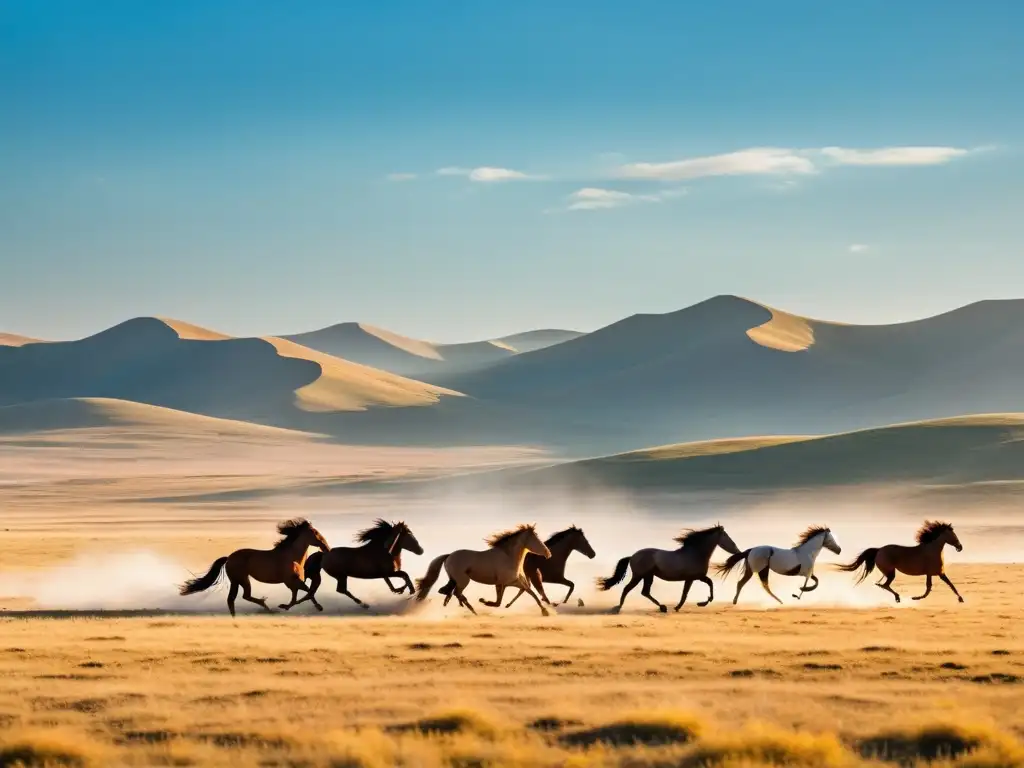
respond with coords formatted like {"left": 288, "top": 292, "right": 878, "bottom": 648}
{"left": 577, "top": 599, "right": 584, "bottom": 607}
{"left": 315, "top": 604, "right": 324, "bottom": 612}
{"left": 278, "top": 604, "right": 290, "bottom": 610}
{"left": 958, "top": 596, "right": 965, "bottom": 603}
{"left": 658, "top": 605, "right": 668, "bottom": 613}
{"left": 697, "top": 601, "right": 711, "bottom": 608}
{"left": 894, "top": 596, "right": 901, "bottom": 603}
{"left": 361, "top": 604, "right": 371, "bottom": 610}
{"left": 541, "top": 609, "right": 550, "bottom": 617}
{"left": 609, "top": 606, "right": 622, "bottom": 615}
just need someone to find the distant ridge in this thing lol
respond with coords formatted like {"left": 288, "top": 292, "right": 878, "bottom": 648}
{"left": 0, "top": 332, "right": 42, "bottom": 347}
{"left": 283, "top": 322, "right": 582, "bottom": 376}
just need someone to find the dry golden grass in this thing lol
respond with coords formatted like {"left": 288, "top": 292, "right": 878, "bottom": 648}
{"left": 1, "top": 564, "right": 1023, "bottom": 766}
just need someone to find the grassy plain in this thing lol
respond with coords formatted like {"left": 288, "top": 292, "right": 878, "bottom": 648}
{"left": 1, "top": 565, "right": 1022, "bottom": 766}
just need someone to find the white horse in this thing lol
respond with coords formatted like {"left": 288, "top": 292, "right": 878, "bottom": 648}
{"left": 716, "top": 526, "right": 841, "bottom": 604}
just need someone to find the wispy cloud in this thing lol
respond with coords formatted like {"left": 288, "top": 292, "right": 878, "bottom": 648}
{"left": 617, "top": 148, "right": 816, "bottom": 181}
{"left": 848, "top": 243, "right": 869, "bottom": 253}
{"left": 436, "top": 166, "right": 545, "bottom": 182}
{"left": 821, "top": 146, "right": 969, "bottom": 166}
{"left": 386, "top": 172, "right": 417, "bottom": 182}
{"left": 565, "top": 186, "right": 686, "bottom": 211}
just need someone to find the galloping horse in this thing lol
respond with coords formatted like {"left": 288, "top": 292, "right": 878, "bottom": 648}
{"left": 415, "top": 524, "right": 552, "bottom": 616}
{"left": 717, "top": 526, "right": 841, "bottom": 605}
{"left": 178, "top": 518, "right": 330, "bottom": 616}
{"left": 438, "top": 525, "right": 596, "bottom": 608}
{"left": 596, "top": 525, "right": 741, "bottom": 613}
{"left": 286, "top": 519, "right": 424, "bottom": 611}
{"left": 837, "top": 520, "right": 964, "bottom": 603}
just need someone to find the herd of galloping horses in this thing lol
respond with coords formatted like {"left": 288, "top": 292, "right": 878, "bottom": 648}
{"left": 178, "top": 517, "right": 966, "bottom": 616}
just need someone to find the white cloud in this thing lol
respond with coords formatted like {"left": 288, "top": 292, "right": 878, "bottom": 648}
{"left": 386, "top": 172, "right": 417, "bottom": 182}
{"left": 566, "top": 186, "right": 686, "bottom": 211}
{"left": 617, "top": 148, "right": 817, "bottom": 181}
{"left": 435, "top": 166, "right": 544, "bottom": 182}
{"left": 821, "top": 146, "right": 969, "bottom": 166}
{"left": 848, "top": 243, "right": 869, "bottom": 253}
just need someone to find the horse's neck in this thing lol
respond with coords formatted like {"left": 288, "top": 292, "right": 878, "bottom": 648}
{"left": 797, "top": 537, "right": 824, "bottom": 562}
{"left": 919, "top": 538, "right": 945, "bottom": 555}
{"left": 507, "top": 543, "right": 532, "bottom": 571}
{"left": 687, "top": 539, "right": 719, "bottom": 566}
{"left": 547, "top": 537, "right": 572, "bottom": 563}
{"left": 283, "top": 540, "right": 310, "bottom": 564}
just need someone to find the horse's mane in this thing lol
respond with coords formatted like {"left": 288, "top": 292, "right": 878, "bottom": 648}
{"left": 273, "top": 517, "right": 312, "bottom": 550}
{"left": 916, "top": 520, "right": 954, "bottom": 544}
{"left": 545, "top": 525, "right": 582, "bottom": 547}
{"left": 673, "top": 524, "right": 724, "bottom": 547}
{"left": 794, "top": 525, "right": 830, "bottom": 547}
{"left": 486, "top": 523, "right": 537, "bottom": 549}
{"left": 355, "top": 518, "right": 406, "bottom": 545}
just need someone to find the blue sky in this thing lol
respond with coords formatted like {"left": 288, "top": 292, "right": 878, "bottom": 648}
{"left": 2, "top": 1, "right": 1022, "bottom": 341}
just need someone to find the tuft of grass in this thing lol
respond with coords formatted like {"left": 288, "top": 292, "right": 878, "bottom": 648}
{"left": 561, "top": 711, "right": 704, "bottom": 748}
{"left": 857, "top": 720, "right": 1024, "bottom": 766}
{"left": 0, "top": 729, "right": 108, "bottom": 767}
{"left": 680, "top": 725, "right": 851, "bottom": 767}
{"left": 388, "top": 708, "right": 504, "bottom": 739}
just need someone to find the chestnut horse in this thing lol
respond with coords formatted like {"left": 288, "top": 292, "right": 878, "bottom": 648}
{"left": 289, "top": 519, "right": 423, "bottom": 611}
{"left": 837, "top": 520, "right": 964, "bottom": 603}
{"left": 178, "top": 518, "right": 330, "bottom": 616}
{"left": 415, "top": 523, "right": 552, "bottom": 616}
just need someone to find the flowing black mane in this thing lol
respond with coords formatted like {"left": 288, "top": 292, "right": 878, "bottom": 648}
{"left": 673, "top": 524, "right": 724, "bottom": 548}
{"left": 487, "top": 523, "right": 536, "bottom": 549}
{"left": 917, "top": 520, "right": 954, "bottom": 544}
{"left": 546, "top": 525, "right": 582, "bottom": 547}
{"left": 355, "top": 518, "right": 407, "bottom": 545}
{"left": 794, "top": 525, "right": 830, "bottom": 548}
{"left": 273, "top": 518, "right": 312, "bottom": 550}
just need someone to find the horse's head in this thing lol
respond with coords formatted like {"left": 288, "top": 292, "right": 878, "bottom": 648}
{"left": 391, "top": 522, "right": 424, "bottom": 556}
{"left": 944, "top": 526, "right": 963, "bottom": 553}
{"left": 571, "top": 528, "right": 596, "bottom": 560}
{"left": 716, "top": 527, "right": 742, "bottom": 556}
{"left": 822, "top": 529, "right": 841, "bottom": 555}
{"left": 524, "top": 525, "right": 552, "bottom": 559}
{"left": 304, "top": 523, "right": 331, "bottom": 553}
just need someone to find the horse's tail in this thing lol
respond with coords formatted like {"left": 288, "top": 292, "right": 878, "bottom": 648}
{"left": 836, "top": 547, "right": 878, "bottom": 584}
{"left": 596, "top": 557, "right": 630, "bottom": 591}
{"left": 715, "top": 549, "right": 750, "bottom": 579}
{"left": 179, "top": 556, "right": 228, "bottom": 596}
{"left": 415, "top": 554, "right": 449, "bottom": 601}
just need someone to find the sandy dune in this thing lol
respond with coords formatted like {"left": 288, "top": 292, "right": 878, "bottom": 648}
{"left": 283, "top": 321, "right": 582, "bottom": 376}
{"left": 0, "top": 332, "right": 42, "bottom": 347}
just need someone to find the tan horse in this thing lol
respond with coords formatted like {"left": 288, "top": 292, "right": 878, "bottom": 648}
{"left": 837, "top": 520, "right": 964, "bottom": 603}
{"left": 415, "top": 524, "right": 552, "bottom": 616}
{"left": 596, "top": 525, "right": 740, "bottom": 613}
{"left": 179, "top": 518, "right": 330, "bottom": 616}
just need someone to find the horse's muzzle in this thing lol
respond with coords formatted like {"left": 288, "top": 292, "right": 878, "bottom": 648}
{"left": 955, "top": 544, "right": 963, "bottom": 552}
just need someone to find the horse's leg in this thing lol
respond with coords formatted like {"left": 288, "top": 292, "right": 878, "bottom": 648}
{"left": 733, "top": 565, "right": 753, "bottom": 605}
{"left": 336, "top": 574, "right": 371, "bottom": 610}
{"left": 514, "top": 576, "right": 550, "bottom": 617}
{"left": 696, "top": 575, "right": 715, "bottom": 607}
{"left": 793, "top": 572, "right": 813, "bottom": 600}
{"left": 801, "top": 574, "right": 820, "bottom": 593}
{"left": 531, "top": 569, "right": 553, "bottom": 606}
{"left": 541, "top": 575, "right": 574, "bottom": 605}
{"left": 674, "top": 580, "right": 693, "bottom": 612}
{"left": 912, "top": 575, "right": 933, "bottom": 601}
{"left": 612, "top": 573, "right": 643, "bottom": 614}
{"left": 758, "top": 567, "right": 783, "bottom": 605}
{"left": 279, "top": 574, "right": 315, "bottom": 611}
{"left": 479, "top": 585, "right": 507, "bottom": 608}
{"left": 227, "top": 579, "right": 239, "bottom": 617}
{"left": 505, "top": 588, "right": 525, "bottom": 607}
{"left": 939, "top": 573, "right": 965, "bottom": 603}
{"left": 382, "top": 576, "right": 404, "bottom": 594}
{"left": 453, "top": 577, "right": 477, "bottom": 614}
{"left": 876, "top": 570, "right": 901, "bottom": 603}
{"left": 640, "top": 575, "right": 668, "bottom": 613}
{"left": 394, "top": 570, "right": 415, "bottom": 595}
{"left": 290, "top": 563, "right": 324, "bottom": 612}
{"left": 240, "top": 576, "right": 274, "bottom": 613}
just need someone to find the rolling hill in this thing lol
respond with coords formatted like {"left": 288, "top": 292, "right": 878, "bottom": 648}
{"left": 282, "top": 322, "right": 582, "bottom": 376}
{"left": 472, "top": 414, "right": 1024, "bottom": 492}
{"left": 436, "top": 295, "right": 1024, "bottom": 449}
{"left": 0, "top": 333, "right": 41, "bottom": 347}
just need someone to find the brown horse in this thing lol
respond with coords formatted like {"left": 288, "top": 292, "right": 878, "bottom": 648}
{"left": 437, "top": 525, "right": 596, "bottom": 607}
{"left": 596, "top": 525, "right": 741, "bottom": 613}
{"left": 415, "top": 523, "right": 552, "bottom": 615}
{"left": 179, "top": 518, "right": 330, "bottom": 616}
{"left": 837, "top": 520, "right": 964, "bottom": 603}
{"left": 287, "top": 519, "right": 423, "bottom": 611}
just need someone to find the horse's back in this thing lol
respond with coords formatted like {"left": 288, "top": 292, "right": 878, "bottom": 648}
{"left": 747, "top": 545, "right": 800, "bottom": 574}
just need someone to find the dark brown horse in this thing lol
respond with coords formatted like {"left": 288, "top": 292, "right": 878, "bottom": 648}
{"left": 837, "top": 520, "right": 964, "bottom": 603}
{"left": 288, "top": 519, "right": 424, "bottom": 611}
{"left": 179, "top": 518, "right": 330, "bottom": 616}
{"left": 437, "top": 525, "right": 596, "bottom": 607}
{"left": 596, "top": 525, "right": 741, "bottom": 613}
